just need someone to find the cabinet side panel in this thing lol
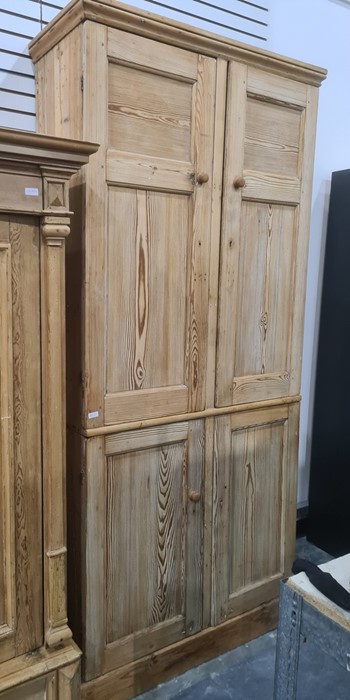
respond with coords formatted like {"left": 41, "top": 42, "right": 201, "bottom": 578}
{"left": 67, "top": 428, "right": 86, "bottom": 650}
{"left": 66, "top": 173, "right": 85, "bottom": 433}
{"left": 289, "top": 84, "right": 319, "bottom": 395}
{"left": 81, "top": 22, "right": 108, "bottom": 429}
{"left": 35, "top": 26, "right": 83, "bottom": 140}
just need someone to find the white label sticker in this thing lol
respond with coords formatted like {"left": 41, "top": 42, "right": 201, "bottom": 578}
{"left": 88, "top": 411, "right": 99, "bottom": 419}
{"left": 25, "top": 187, "right": 39, "bottom": 196}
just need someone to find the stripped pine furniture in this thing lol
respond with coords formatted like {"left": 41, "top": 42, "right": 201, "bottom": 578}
{"left": 29, "top": 2, "right": 327, "bottom": 697}
{"left": 0, "top": 129, "right": 97, "bottom": 700}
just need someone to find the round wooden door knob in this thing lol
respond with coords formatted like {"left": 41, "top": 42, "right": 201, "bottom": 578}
{"left": 188, "top": 490, "right": 201, "bottom": 503}
{"left": 233, "top": 176, "right": 246, "bottom": 190}
{"left": 197, "top": 172, "right": 209, "bottom": 185}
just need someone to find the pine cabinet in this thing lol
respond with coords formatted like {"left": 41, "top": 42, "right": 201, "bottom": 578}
{"left": 0, "top": 129, "right": 97, "bottom": 699}
{"left": 29, "top": 2, "right": 326, "bottom": 698}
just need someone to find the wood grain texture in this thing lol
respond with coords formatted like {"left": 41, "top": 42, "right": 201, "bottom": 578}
{"left": 81, "top": 422, "right": 204, "bottom": 678}
{"left": 106, "top": 188, "right": 189, "bottom": 398}
{"left": 215, "top": 60, "right": 247, "bottom": 408}
{"left": 29, "top": 0, "right": 327, "bottom": 88}
{"left": 85, "top": 395, "right": 301, "bottom": 436}
{"left": 205, "top": 58, "right": 227, "bottom": 411}
{"left": 108, "top": 63, "right": 192, "bottom": 161}
{"left": 40, "top": 217, "right": 72, "bottom": 649}
{"left": 106, "top": 443, "right": 185, "bottom": 641}
{"left": 212, "top": 405, "right": 295, "bottom": 624}
{"left": 84, "top": 437, "right": 105, "bottom": 681}
{"left": 81, "top": 22, "right": 108, "bottom": 430}
{"left": 0, "top": 673, "right": 56, "bottom": 700}
{"left": 91, "top": 420, "right": 205, "bottom": 672}
{"left": 216, "top": 62, "right": 310, "bottom": 408}
{"left": 0, "top": 132, "right": 94, "bottom": 700}
{"left": 11, "top": 218, "right": 42, "bottom": 656}
{"left": 289, "top": 85, "right": 319, "bottom": 395}
{"left": 31, "top": 7, "right": 322, "bottom": 694}
{"left": 57, "top": 660, "right": 81, "bottom": 700}
{"left": 233, "top": 203, "right": 297, "bottom": 378}
{"left": 81, "top": 598, "right": 278, "bottom": 700}
{"left": 245, "top": 98, "right": 301, "bottom": 177}
{"left": 247, "top": 67, "right": 308, "bottom": 107}
{"left": 0, "top": 227, "right": 15, "bottom": 664}
{"left": 107, "top": 26, "right": 198, "bottom": 81}
{"left": 35, "top": 27, "right": 83, "bottom": 140}
{"left": 104, "top": 46, "right": 215, "bottom": 422}
{"left": 0, "top": 174, "right": 42, "bottom": 214}
{"left": 0, "top": 643, "right": 81, "bottom": 695}
{"left": 106, "top": 150, "right": 194, "bottom": 192}
{"left": 188, "top": 54, "right": 216, "bottom": 412}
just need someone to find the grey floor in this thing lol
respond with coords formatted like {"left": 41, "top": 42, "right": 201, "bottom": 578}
{"left": 134, "top": 538, "right": 350, "bottom": 700}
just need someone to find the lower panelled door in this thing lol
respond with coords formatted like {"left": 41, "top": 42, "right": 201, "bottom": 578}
{"left": 212, "top": 403, "right": 299, "bottom": 625}
{"left": 83, "top": 420, "right": 204, "bottom": 680}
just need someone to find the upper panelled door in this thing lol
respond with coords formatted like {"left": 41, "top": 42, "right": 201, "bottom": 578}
{"left": 104, "top": 28, "right": 216, "bottom": 425}
{"left": 216, "top": 64, "right": 318, "bottom": 407}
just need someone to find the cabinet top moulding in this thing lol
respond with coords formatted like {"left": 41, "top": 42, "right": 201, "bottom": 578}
{"left": 0, "top": 127, "right": 98, "bottom": 174}
{"left": 0, "top": 127, "right": 98, "bottom": 214}
{"left": 28, "top": 0, "right": 327, "bottom": 87}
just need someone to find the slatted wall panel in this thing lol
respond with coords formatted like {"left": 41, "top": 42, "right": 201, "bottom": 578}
{"left": 129, "top": 1, "right": 269, "bottom": 43}
{"left": 0, "top": 0, "right": 66, "bottom": 130}
{"left": 0, "top": 0, "right": 269, "bottom": 131}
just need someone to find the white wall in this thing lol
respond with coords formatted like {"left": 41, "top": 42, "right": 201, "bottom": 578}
{"left": 267, "top": 0, "right": 350, "bottom": 504}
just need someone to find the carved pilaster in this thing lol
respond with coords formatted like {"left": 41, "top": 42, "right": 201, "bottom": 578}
{"left": 40, "top": 166, "right": 77, "bottom": 213}
{"left": 40, "top": 215, "right": 72, "bottom": 648}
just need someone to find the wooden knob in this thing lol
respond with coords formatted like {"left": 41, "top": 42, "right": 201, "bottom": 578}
{"left": 188, "top": 490, "right": 201, "bottom": 503}
{"left": 197, "top": 172, "right": 209, "bottom": 185}
{"left": 233, "top": 176, "right": 246, "bottom": 190}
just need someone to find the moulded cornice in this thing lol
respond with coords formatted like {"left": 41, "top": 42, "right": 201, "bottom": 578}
{"left": 28, "top": 0, "right": 327, "bottom": 87}
{"left": 0, "top": 128, "right": 99, "bottom": 175}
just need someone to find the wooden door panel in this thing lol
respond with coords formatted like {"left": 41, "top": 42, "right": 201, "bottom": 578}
{"left": 0, "top": 216, "right": 43, "bottom": 663}
{"left": 107, "top": 27, "right": 199, "bottom": 82}
{"left": 212, "top": 404, "right": 298, "bottom": 624}
{"left": 0, "top": 227, "right": 15, "bottom": 664}
{"left": 85, "top": 421, "right": 204, "bottom": 678}
{"left": 10, "top": 218, "right": 42, "bottom": 655}
{"left": 106, "top": 442, "right": 186, "bottom": 642}
{"left": 101, "top": 30, "right": 216, "bottom": 425}
{"left": 106, "top": 188, "right": 189, "bottom": 419}
{"left": 216, "top": 63, "right": 316, "bottom": 406}
{"left": 108, "top": 63, "right": 192, "bottom": 161}
{"left": 245, "top": 98, "right": 301, "bottom": 177}
{"left": 0, "top": 674, "right": 56, "bottom": 700}
{"left": 230, "top": 202, "right": 297, "bottom": 404}
{"left": 105, "top": 187, "right": 190, "bottom": 422}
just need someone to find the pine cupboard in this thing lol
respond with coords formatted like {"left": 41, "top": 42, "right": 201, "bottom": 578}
{"left": 29, "top": 2, "right": 326, "bottom": 698}
{"left": 0, "top": 129, "right": 97, "bottom": 699}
